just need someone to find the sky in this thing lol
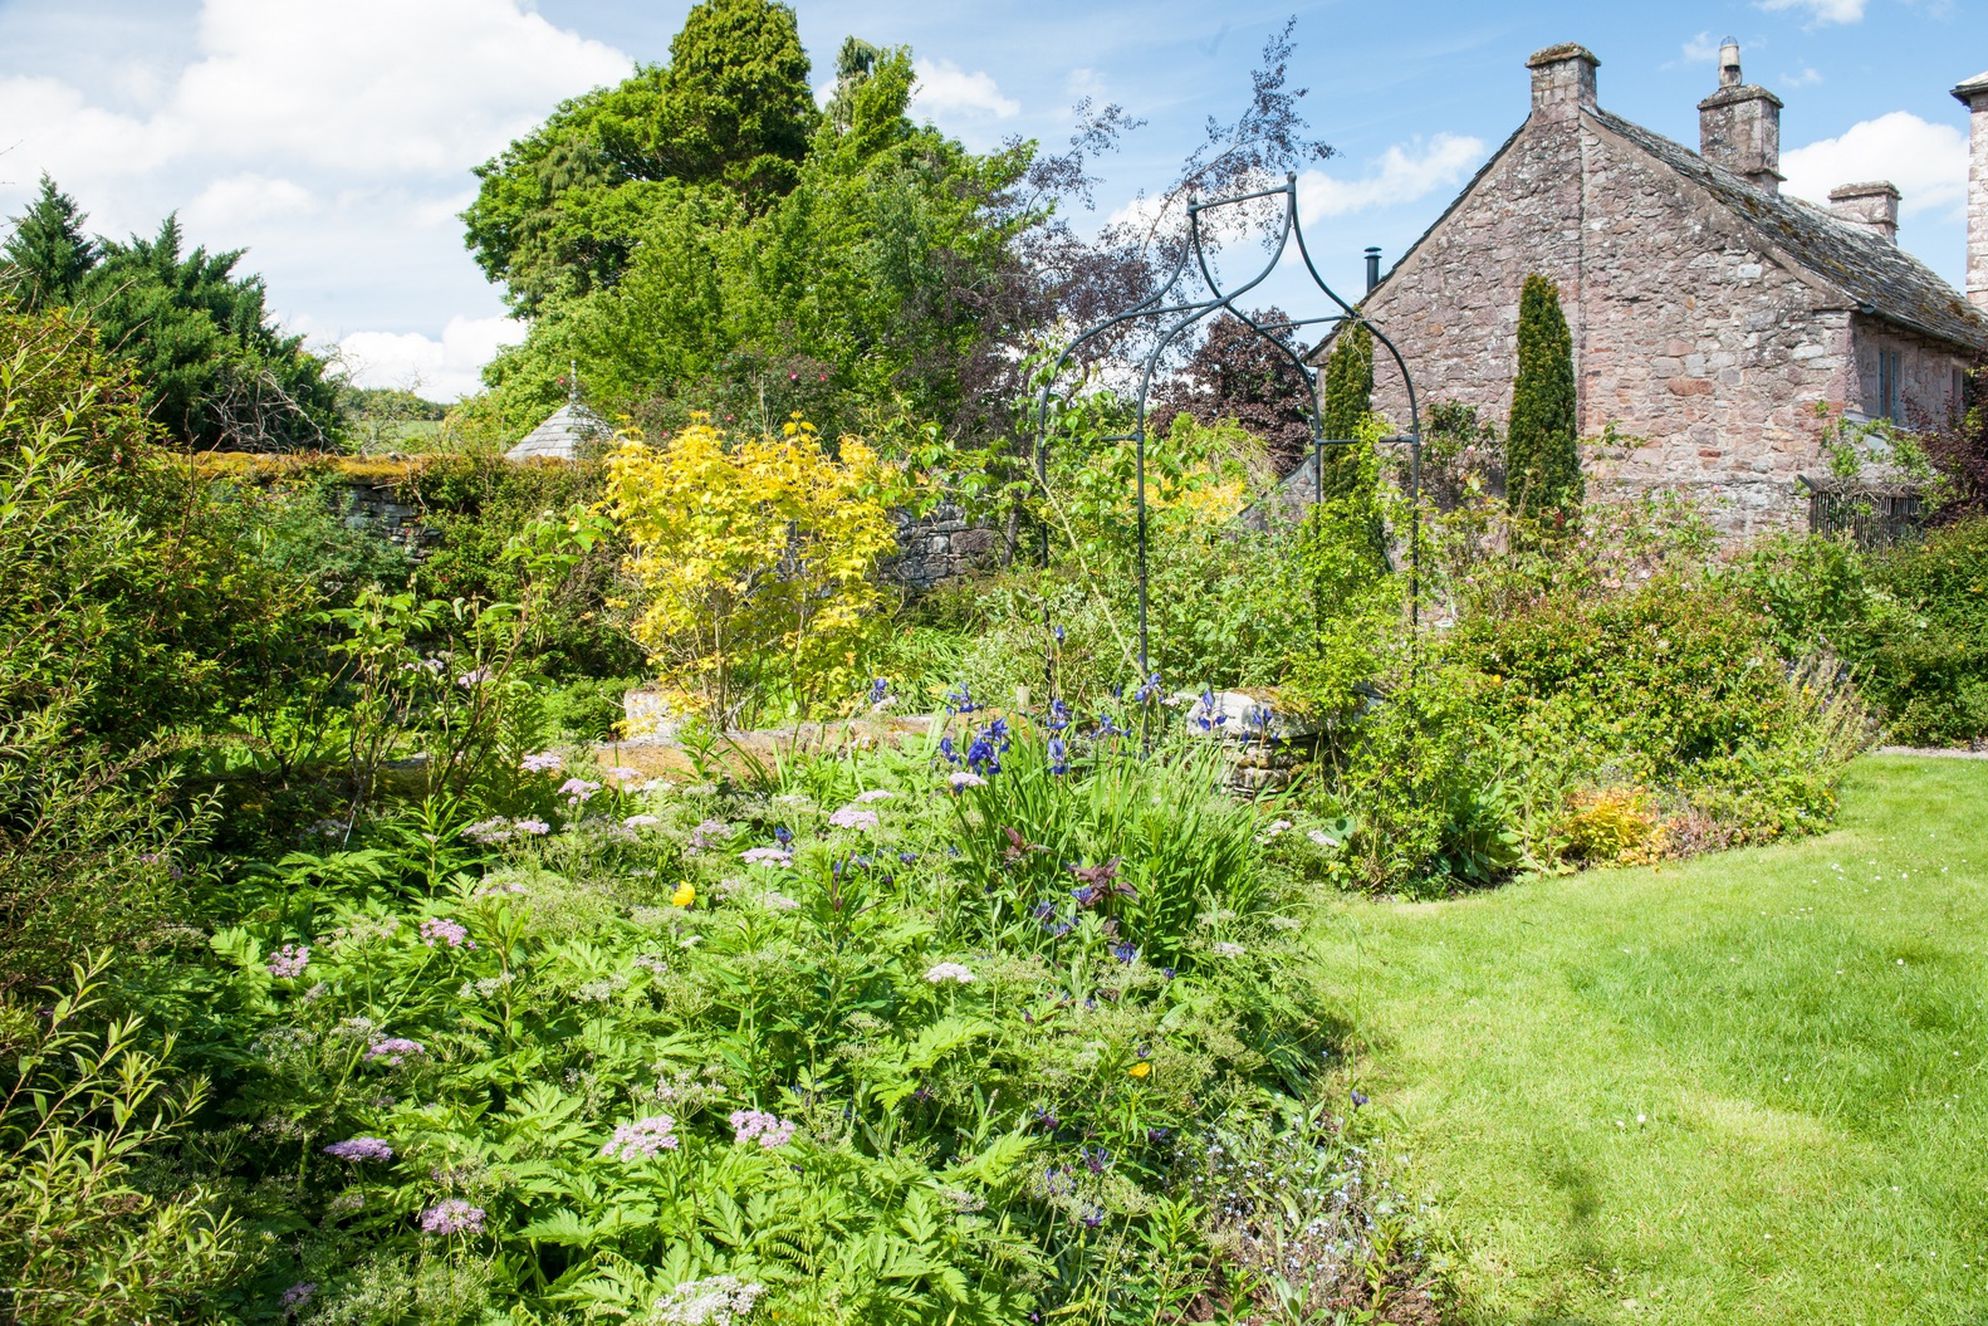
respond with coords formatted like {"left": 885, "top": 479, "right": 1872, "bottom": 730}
{"left": 0, "top": 0, "right": 1982, "bottom": 401}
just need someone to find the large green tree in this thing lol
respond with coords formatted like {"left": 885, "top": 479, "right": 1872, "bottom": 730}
{"left": 1, "top": 175, "right": 99, "bottom": 312}
{"left": 79, "top": 216, "right": 343, "bottom": 452}
{"left": 471, "top": 41, "right": 1028, "bottom": 445}
{"left": 461, "top": 0, "right": 817, "bottom": 318}
{"left": 1506, "top": 273, "right": 1581, "bottom": 522}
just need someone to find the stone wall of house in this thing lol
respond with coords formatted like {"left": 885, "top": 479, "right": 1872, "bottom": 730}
{"left": 1365, "top": 98, "right": 1857, "bottom": 539}
{"left": 1851, "top": 319, "right": 1971, "bottom": 431}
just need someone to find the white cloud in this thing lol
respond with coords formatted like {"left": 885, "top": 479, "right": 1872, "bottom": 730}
{"left": 1781, "top": 66, "right": 1825, "bottom": 87}
{"left": 1681, "top": 31, "right": 1723, "bottom": 64}
{"left": 1295, "top": 134, "right": 1487, "bottom": 218}
{"left": 0, "top": 0, "right": 631, "bottom": 401}
{"left": 185, "top": 175, "right": 313, "bottom": 230}
{"left": 336, "top": 315, "right": 524, "bottom": 401}
{"left": 912, "top": 58, "right": 1020, "bottom": 121}
{"left": 1782, "top": 111, "right": 1968, "bottom": 219}
{"left": 1757, "top": 0, "right": 1866, "bottom": 25}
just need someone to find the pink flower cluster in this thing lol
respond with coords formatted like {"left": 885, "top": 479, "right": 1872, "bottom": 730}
{"left": 365, "top": 1037, "right": 426, "bottom": 1065}
{"left": 267, "top": 943, "right": 310, "bottom": 980}
{"left": 558, "top": 777, "right": 601, "bottom": 804}
{"left": 519, "top": 751, "right": 564, "bottom": 774}
{"left": 827, "top": 805, "right": 879, "bottom": 831}
{"left": 323, "top": 1136, "right": 394, "bottom": 1163}
{"left": 420, "top": 917, "right": 473, "bottom": 949}
{"left": 688, "top": 818, "right": 730, "bottom": 850}
{"left": 600, "top": 1114, "right": 681, "bottom": 1162}
{"left": 853, "top": 789, "right": 894, "bottom": 804}
{"left": 739, "top": 846, "right": 793, "bottom": 868}
{"left": 419, "top": 1198, "right": 485, "bottom": 1235}
{"left": 729, "top": 1108, "right": 797, "bottom": 1149}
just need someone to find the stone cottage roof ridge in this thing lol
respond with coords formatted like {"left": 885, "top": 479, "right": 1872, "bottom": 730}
{"left": 1356, "top": 96, "right": 1988, "bottom": 357}
{"left": 1588, "top": 107, "right": 1988, "bottom": 353}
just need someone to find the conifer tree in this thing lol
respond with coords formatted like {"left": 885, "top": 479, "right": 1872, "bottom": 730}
{"left": 1, "top": 175, "right": 100, "bottom": 312}
{"left": 1318, "top": 320, "right": 1374, "bottom": 501}
{"left": 1506, "top": 273, "right": 1581, "bottom": 521}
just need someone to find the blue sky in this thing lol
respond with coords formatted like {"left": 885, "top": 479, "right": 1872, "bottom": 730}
{"left": 0, "top": 0, "right": 1981, "bottom": 397}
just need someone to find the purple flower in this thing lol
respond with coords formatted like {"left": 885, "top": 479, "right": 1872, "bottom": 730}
{"left": 280, "top": 1282, "right": 317, "bottom": 1311}
{"left": 947, "top": 770, "right": 985, "bottom": 793}
{"left": 869, "top": 677, "right": 890, "bottom": 706}
{"left": 1194, "top": 687, "right": 1227, "bottom": 731}
{"left": 938, "top": 736, "right": 959, "bottom": 765}
{"left": 365, "top": 1037, "right": 425, "bottom": 1066}
{"left": 944, "top": 682, "right": 977, "bottom": 714}
{"left": 519, "top": 751, "right": 564, "bottom": 774}
{"left": 854, "top": 788, "right": 894, "bottom": 804}
{"left": 1052, "top": 624, "right": 1066, "bottom": 645}
{"left": 513, "top": 817, "right": 551, "bottom": 836}
{"left": 1047, "top": 737, "right": 1069, "bottom": 776}
{"left": 740, "top": 846, "right": 793, "bottom": 868}
{"left": 1095, "top": 712, "right": 1124, "bottom": 739}
{"left": 1132, "top": 672, "right": 1162, "bottom": 705}
{"left": 689, "top": 818, "right": 730, "bottom": 850}
{"left": 1081, "top": 1145, "right": 1111, "bottom": 1174}
{"left": 601, "top": 1115, "right": 680, "bottom": 1161}
{"left": 827, "top": 806, "right": 879, "bottom": 831}
{"left": 898, "top": 850, "right": 919, "bottom": 864}
{"left": 267, "top": 943, "right": 310, "bottom": 980}
{"left": 419, "top": 1199, "right": 485, "bottom": 1235}
{"left": 729, "top": 1108, "right": 798, "bottom": 1149}
{"left": 323, "top": 1136, "right": 393, "bottom": 1163}
{"left": 463, "top": 817, "right": 513, "bottom": 844}
{"left": 455, "top": 667, "right": 492, "bottom": 689}
{"left": 1047, "top": 697, "right": 1071, "bottom": 732}
{"left": 420, "top": 917, "right": 472, "bottom": 949}
{"left": 1112, "top": 942, "right": 1137, "bottom": 964}
{"left": 1351, "top": 1088, "right": 1370, "bottom": 1108}
{"left": 1081, "top": 1206, "right": 1104, "bottom": 1228}
{"left": 557, "top": 777, "right": 601, "bottom": 804}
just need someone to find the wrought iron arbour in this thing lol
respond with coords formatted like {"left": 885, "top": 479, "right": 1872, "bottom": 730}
{"left": 1033, "top": 172, "right": 1425, "bottom": 680}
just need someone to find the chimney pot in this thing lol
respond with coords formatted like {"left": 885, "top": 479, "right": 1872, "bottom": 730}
{"left": 1953, "top": 69, "right": 1988, "bottom": 311}
{"left": 1526, "top": 43, "right": 1599, "bottom": 125}
{"left": 1828, "top": 182, "right": 1901, "bottom": 244}
{"left": 1364, "top": 246, "right": 1382, "bottom": 294}
{"left": 1697, "top": 42, "right": 1783, "bottom": 192}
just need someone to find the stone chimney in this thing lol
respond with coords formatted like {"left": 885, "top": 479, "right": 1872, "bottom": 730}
{"left": 1953, "top": 69, "right": 1988, "bottom": 311}
{"left": 1828, "top": 182, "right": 1900, "bottom": 243}
{"left": 1526, "top": 43, "right": 1598, "bottom": 125}
{"left": 1698, "top": 39, "right": 1784, "bottom": 192}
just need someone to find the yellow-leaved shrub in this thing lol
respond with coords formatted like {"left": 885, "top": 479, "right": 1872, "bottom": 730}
{"left": 605, "top": 414, "right": 899, "bottom": 726}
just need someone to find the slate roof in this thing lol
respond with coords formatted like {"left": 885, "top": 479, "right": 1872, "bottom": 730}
{"left": 1589, "top": 107, "right": 1988, "bottom": 353}
{"left": 505, "top": 402, "right": 609, "bottom": 462}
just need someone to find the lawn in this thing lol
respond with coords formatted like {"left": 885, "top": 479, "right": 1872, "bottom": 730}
{"left": 1316, "top": 755, "right": 1988, "bottom": 1325}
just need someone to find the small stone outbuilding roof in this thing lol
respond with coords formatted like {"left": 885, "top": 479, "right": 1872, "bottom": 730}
{"left": 1591, "top": 108, "right": 1988, "bottom": 354}
{"left": 504, "top": 402, "right": 609, "bottom": 462}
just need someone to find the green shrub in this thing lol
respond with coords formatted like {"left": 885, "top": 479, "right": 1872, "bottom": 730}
{"left": 1506, "top": 274, "right": 1580, "bottom": 524}
{"left": 1862, "top": 518, "right": 1988, "bottom": 744}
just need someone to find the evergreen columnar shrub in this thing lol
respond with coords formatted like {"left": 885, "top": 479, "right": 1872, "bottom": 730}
{"left": 1863, "top": 517, "right": 1988, "bottom": 744}
{"left": 1317, "top": 320, "right": 1375, "bottom": 503}
{"left": 1506, "top": 274, "right": 1581, "bottom": 524}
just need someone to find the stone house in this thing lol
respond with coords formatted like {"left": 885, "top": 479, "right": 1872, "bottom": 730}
{"left": 1346, "top": 40, "right": 1988, "bottom": 537}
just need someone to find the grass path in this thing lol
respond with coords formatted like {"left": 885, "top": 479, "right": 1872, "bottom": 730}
{"left": 1316, "top": 756, "right": 1988, "bottom": 1325}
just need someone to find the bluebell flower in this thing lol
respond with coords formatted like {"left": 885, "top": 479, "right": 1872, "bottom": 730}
{"left": 898, "top": 850, "right": 919, "bottom": 865}
{"left": 1095, "top": 712, "right": 1123, "bottom": 739}
{"left": 1351, "top": 1088, "right": 1370, "bottom": 1108}
{"left": 938, "top": 735, "right": 959, "bottom": 764}
{"left": 1047, "top": 697, "right": 1071, "bottom": 732}
{"left": 1073, "top": 885, "right": 1098, "bottom": 907}
{"left": 774, "top": 825, "right": 793, "bottom": 847}
{"left": 1132, "top": 672, "right": 1163, "bottom": 705}
{"left": 1052, "top": 624, "right": 1066, "bottom": 645}
{"left": 1032, "top": 900, "right": 1056, "bottom": 921}
{"left": 1047, "top": 737, "right": 1069, "bottom": 776}
{"left": 1112, "top": 942, "right": 1137, "bottom": 963}
{"left": 869, "top": 677, "right": 890, "bottom": 706}
{"left": 1161, "top": 966, "right": 1176, "bottom": 980}
{"left": 1050, "top": 921, "right": 1072, "bottom": 938}
{"left": 944, "top": 682, "right": 977, "bottom": 714}
{"left": 987, "top": 717, "right": 1010, "bottom": 746}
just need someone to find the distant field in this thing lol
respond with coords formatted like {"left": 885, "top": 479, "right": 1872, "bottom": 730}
{"left": 1316, "top": 755, "right": 1988, "bottom": 1324}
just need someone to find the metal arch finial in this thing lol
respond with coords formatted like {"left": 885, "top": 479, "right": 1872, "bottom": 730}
{"left": 1033, "top": 173, "right": 1426, "bottom": 689}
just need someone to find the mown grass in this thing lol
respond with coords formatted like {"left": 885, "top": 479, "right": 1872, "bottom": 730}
{"left": 1315, "top": 755, "right": 1988, "bottom": 1325}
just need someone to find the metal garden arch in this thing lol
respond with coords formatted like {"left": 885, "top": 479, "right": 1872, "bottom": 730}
{"left": 1033, "top": 172, "right": 1426, "bottom": 680}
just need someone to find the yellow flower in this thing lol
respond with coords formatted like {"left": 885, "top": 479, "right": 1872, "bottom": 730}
{"left": 1127, "top": 1061, "right": 1151, "bottom": 1079}
{"left": 671, "top": 882, "right": 695, "bottom": 908}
